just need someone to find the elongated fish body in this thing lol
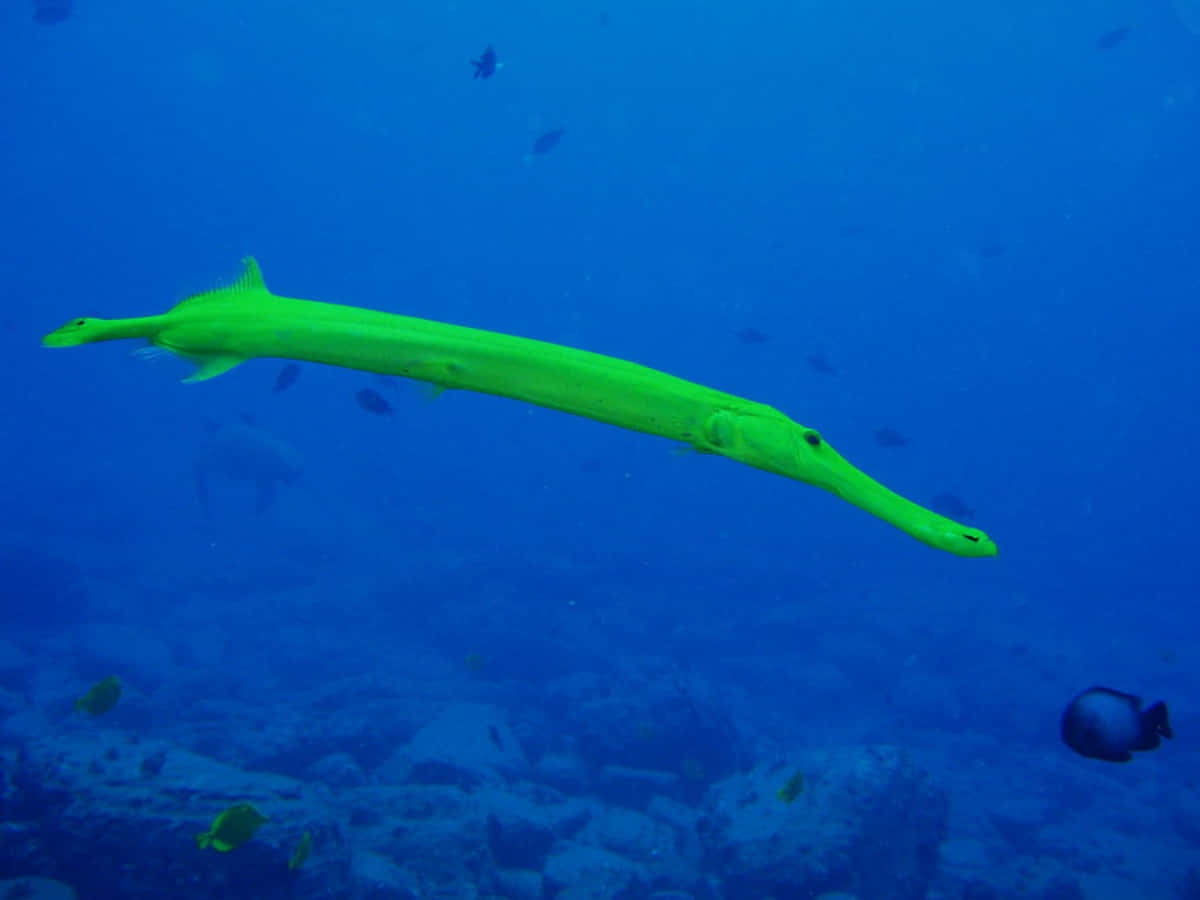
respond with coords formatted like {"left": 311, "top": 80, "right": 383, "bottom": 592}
{"left": 43, "top": 259, "right": 997, "bottom": 557}
{"left": 1061, "top": 686, "right": 1173, "bottom": 762}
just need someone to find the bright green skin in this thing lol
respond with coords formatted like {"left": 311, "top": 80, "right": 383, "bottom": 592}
{"left": 43, "top": 258, "right": 997, "bottom": 557}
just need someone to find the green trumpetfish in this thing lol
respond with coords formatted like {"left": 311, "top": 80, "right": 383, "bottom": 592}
{"left": 42, "top": 258, "right": 996, "bottom": 557}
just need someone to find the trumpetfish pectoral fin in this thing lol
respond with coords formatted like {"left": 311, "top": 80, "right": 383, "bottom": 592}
{"left": 181, "top": 355, "right": 247, "bottom": 384}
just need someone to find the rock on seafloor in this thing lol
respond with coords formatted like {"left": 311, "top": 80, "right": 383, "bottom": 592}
{"left": 698, "top": 745, "right": 947, "bottom": 900}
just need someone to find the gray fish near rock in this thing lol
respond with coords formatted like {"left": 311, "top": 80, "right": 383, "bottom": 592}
{"left": 194, "top": 417, "right": 304, "bottom": 516}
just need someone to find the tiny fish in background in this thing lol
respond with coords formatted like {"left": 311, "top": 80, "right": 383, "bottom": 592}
{"left": 32, "top": 0, "right": 71, "bottom": 24}
{"left": 140, "top": 749, "right": 168, "bottom": 777}
{"left": 776, "top": 768, "right": 805, "bottom": 803}
{"left": 196, "top": 804, "right": 269, "bottom": 852}
{"left": 75, "top": 676, "right": 121, "bottom": 716}
{"left": 804, "top": 353, "right": 837, "bottom": 376}
{"left": 532, "top": 129, "right": 566, "bottom": 155}
{"left": 374, "top": 373, "right": 408, "bottom": 399}
{"left": 273, "top": 363, "right": 301, "bottom": 393}
{"left": 472, "top": 45, "right": 498, "bottom": 79}
{"left": 356, "top": 387, "right": 393, "bottom": 416}
{"left": 288, "top": 830, "right": 313, "bottom": 871}
{"left": 930, "top": 492, "right": 974, "bottom": 520}
{"left": 1061, "top": 686, "right": 1172, "bottom": 762}
{"left": 1096, "top": 26, "right": 1131, "bottom": 49}
{"left": 734, "top": 328, "right": 770, "bottom": 345}
{"left": 874, "top": 427, "right": 908, "bottom": 448}
{"left": 194, "top": 418, "right": 303, "bottom": 517}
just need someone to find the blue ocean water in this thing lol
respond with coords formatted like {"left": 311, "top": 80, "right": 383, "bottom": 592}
{"left": 2, "top": 0, "right": 1198, "bottom": 897}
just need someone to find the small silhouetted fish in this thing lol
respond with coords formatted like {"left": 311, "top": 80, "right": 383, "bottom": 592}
{"left": 1096, "top": 26, "right": 1131, "bottom": 49}
{"left": 930, "top": 492, "right": 974, "bottom": 519}
{"left": 840, "top": 224, "right": 868, "bottom": 237}
{"left": 488, "top": 724, "right": 504, "bottom": 749}
{"left": 1061, "top": 686, "right": 1172, "bottom": 762}
{"left": 356, "top": 388, "right": 393, "bottom": 416}
{"left": 735, "top": 327, "right": 770, "bottom": 345}
{"left": 874, "top": 427, "right": 908, "bottom": 448}
{"left": 977, "top": 243, "right": 1009, "bottom": 259}
{"left": 32, "top": 0, "right": 71, "bottom": 23}
{"left": 273, "top": 363, "right": 301, "bottom": 393}
{"left": 75, "top": 676, "right": 121, "bottom": 716}
{"left": 140, "top": 749, "right": 168, "bottom": 777}
{"left": 472, "top": 45, "right": 497, "bottom": 79}
{"left": 532, "top": 129, "right": 565, "bottom": 155}
{"left": 373, "top": 374, "right": 408, "bottom": 399}
{"left": 805, "top": 353, "right": 838, "bottom": 376}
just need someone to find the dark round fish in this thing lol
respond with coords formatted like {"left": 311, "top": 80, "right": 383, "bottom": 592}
{"left": 356, "top": 387, "right": 393, "bottom": 416}
{"left": 874, "top": 427, "right": 908, "bottom": 448}
{"left": 532, "top": 129, "right": 565, "bottom": 155}
{"left": 273, "top": 363, "right": 301, "bottom": 393}
{"left": 1061, "top": 686, "right": 1172, "bottom": 762}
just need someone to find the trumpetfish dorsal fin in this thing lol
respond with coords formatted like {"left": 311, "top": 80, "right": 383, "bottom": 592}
{"left": 232, "top": 256, "right": 268, "bottom": 294}
{"left": 171, "top": 259, "right": 268, "bottom": 381}
{"left": 169, "top": 256, "right": 270, "bottom": 313}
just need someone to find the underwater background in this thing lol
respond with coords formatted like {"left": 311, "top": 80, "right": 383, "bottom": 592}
{"left": 2, "top": 0, "right": 1199, "bottom": 897}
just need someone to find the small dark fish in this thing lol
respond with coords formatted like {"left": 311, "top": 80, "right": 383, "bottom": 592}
{"left": 488, "top": 724, "right": 504, "bottom": 749}
{"left": 1096, "top": 26, "right": 1131, "bottom": 50}
{"left": 272, "top": 363, "right": 301, "bottom": 393}
{"left": 532, "top": 129, "right": 565, "bottom": 155}
{"left": 930, "top": 492, "right": 974, "bottom": 520}
{"left": 356, "top": 388, "right": 393, "bottom": 416}
{"left": 776, "top": 769, "right": 805, "bottom": 803}
{"left": 839, "top": 224, "right": 868, "bottom": 237}
{"left": 374, "top": 373, "right": 408, "bottom": 399}
{"left": 32, "top": 0, "right": 71, "bottom": 23}
{"left": 1061, "top": 686, "right": 1172, "bottom": 762}
{"left": 140, "top": 749, "right": 168, "bottom": 777}
{"left": 735, "top": 327, "right": 770, "bottom": 345}
{"left": 977, "top": 243, "right": 1009, "bottom": 259}
{"left": 289, "top": 830, "right": 313, "bottom": 872}
{"left": 804, "top": 353, "right": 838, "bottom": 376}
{"left": 472, "top": 45, "right": 498, "bottom": 79}
{"left": 75, "top": 676, "right": 121, "bottom": 716}
{"left": 874, "top": 427, "right": 908, "bottom": 448}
